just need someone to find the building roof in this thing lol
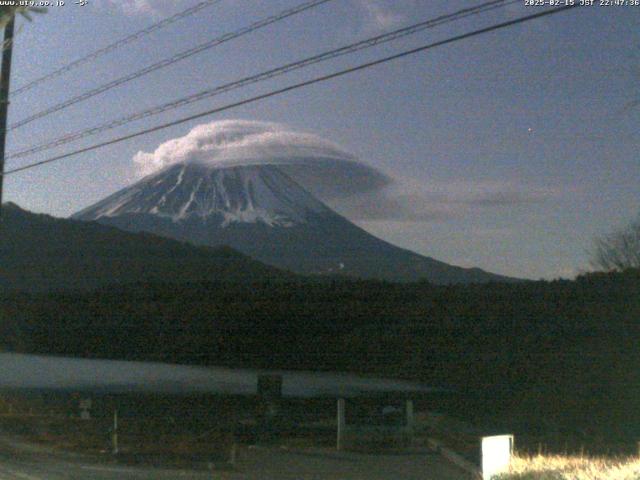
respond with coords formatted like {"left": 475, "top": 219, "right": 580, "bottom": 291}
{"left": 0, "top": 353, "right": 441, "bottom": 398}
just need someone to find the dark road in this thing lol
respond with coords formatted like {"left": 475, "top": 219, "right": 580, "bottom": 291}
{"left": 0, "top": 436, "right": 469, "bottom": 479}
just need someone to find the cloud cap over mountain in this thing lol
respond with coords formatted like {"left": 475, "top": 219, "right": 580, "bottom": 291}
{"left": 133, "top": 120, "right": 391, "bottom": 200}
{"left": 131, "top": 120, "right": 559, "bottom": 224}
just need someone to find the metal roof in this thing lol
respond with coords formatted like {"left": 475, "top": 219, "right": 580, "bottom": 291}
{"left": 0, "top": 353, "right": 443, "bottom": 398}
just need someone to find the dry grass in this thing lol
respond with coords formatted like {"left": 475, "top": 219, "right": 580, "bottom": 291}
{"left": 495, "top": 454, "right": 640, "bottom": 480}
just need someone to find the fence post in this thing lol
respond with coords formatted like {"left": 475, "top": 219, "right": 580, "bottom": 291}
{"left": 112, "top": 409, "right": 119, "bottom": 455}
{"left": 229, "top": 441, "right": 237, "bottom": 466}
{"left": 336, "top": 398, "right": 346, "bottom": 451}
{"left": 405, "top": 399, "right": 414, "bottom": 445}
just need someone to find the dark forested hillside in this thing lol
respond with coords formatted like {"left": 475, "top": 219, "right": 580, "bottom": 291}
{"left": 1, "top": 202, "right": 638, "bottom": 450}
{"left": 0, "top": 203, "right": 289, "bottom": 292}
{"left": 1, "top": 269, "right": 639, "bottom": 449}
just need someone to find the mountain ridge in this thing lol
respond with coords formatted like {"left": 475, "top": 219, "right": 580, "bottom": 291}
{"left": 73, "top": 162, "right": 517, "bottom": 284}
{"left": 0, "top": 202, "right": 290, "bottom": 293}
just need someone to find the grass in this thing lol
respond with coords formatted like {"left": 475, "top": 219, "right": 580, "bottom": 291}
{"left": 495, "top": 454, "right": 640, "bottom": 480}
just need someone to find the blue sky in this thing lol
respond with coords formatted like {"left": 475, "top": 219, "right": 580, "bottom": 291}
{"left": 3, "top": 0, "right": 639, "bottom": 279}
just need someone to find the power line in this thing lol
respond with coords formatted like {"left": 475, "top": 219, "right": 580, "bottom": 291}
{"left": 2, "top": 5, "right": 578, "bottom": 178}
{"left": 11, "top": 0, "right": 223, "bottom": 97}
{"left": 6, "top": 0, "right": 517, "bottom": 161}
{"left": 7, "top": 0, "right": 335, "bottom": 131}
{"left": 7, "top": 0, "right": 512, "bottom": 159}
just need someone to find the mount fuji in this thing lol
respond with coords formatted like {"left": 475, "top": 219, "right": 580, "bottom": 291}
{"left": 73, "top": 162, "right": 512, "bottom": 284}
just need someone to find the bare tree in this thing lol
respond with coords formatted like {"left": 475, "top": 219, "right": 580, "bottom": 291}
{"left": 0, "top": 6, "right": 45, "bottom": 56}
{"left": 591, "top": 214, "right": 640, "bottom": 271}
{"left": 0, "top": 6, "right": 45, "bottom": 28}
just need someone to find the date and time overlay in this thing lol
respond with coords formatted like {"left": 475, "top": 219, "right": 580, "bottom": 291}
{"left": 526, "top": 0, "right": 639, "bottom": 6}
{"left": 1, "top": 0, "right": 639, "bottom": 8}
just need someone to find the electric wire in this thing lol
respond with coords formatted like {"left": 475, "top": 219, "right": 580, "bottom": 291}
{"left": 6, "top": 0, "right": 517, "bottom": 161}
{"left": 7, "top": 0, "right": 335, "bottom": 131}
{"left": 2, "top": 5, "right": 578, "bottom": 177}
{"left": 11, "top": 0, "right": 223, "bottom": 97}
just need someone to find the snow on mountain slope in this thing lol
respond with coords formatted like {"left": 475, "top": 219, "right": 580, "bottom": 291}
{"left": 73, "top": 160, "right": 516, "bottom": 284}
{"left": 75, "top": 163, "right": 332, "bottom": 227}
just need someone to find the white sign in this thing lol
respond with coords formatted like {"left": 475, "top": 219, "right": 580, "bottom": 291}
{"left": 481, "top": 434, "right": 513, "bottom": 480}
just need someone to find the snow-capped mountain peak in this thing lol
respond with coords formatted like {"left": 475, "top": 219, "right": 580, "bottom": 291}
{"left": 74, "top": 163, "right": 332, "bottom": 228}
{"left": 73, "top": 159, "right": 514, "bottom": 284}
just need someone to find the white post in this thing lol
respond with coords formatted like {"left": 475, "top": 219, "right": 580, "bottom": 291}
{"left": 481, "top": 434, "right": 513, "bottom": 480}
{"left": 337, "top": 398, "right": 346, "bottom": 451}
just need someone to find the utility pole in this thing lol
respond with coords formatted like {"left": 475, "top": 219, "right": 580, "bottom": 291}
{"left": 0, "top": 15, "right": 15, "bottom": 219}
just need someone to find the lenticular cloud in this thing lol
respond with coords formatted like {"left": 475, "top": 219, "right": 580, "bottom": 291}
{"left": 133, "top": 120, "right": 391, "bottom": 199}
